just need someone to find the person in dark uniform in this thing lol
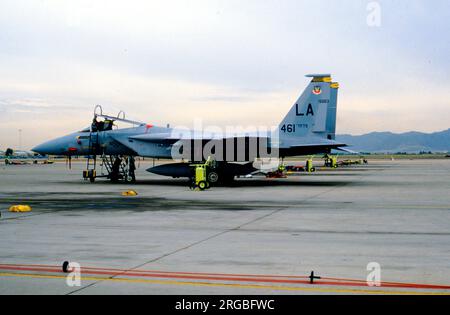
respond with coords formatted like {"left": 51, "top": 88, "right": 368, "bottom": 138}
{"left": 128, "top": 157, "right": 136, "bottom": 182}
{"left": 91, "top": 117, "right": 99, "bottom": 132}
{"left": 103, "top": 119, "right": 114, "bottom": 131}
{"left": 97, "top": 120, "right": 105, "bottom": 131}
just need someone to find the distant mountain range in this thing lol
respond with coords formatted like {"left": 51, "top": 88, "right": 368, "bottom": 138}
{"left": 336, "top": 129, "right": 450, "bottom": 153}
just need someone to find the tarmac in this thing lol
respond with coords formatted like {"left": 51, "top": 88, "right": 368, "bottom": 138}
{"left": 0, "top": 158, "right": 450, "bottom": 295}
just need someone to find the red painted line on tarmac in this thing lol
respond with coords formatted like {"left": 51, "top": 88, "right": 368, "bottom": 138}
{"left": 1, "top": 263, "right": 450, "bottom": 290}
{"left": 0, "top": 265, "right": 318, "bottom": 285}
{"left": 0, "top": 263, "right": 310, "bottom": 279}
{"left": 79, "top": 265, "right": 311, "bottom": 279}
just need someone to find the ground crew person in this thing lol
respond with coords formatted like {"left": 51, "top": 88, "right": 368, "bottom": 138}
{"left": 91, "top": 117, "right": 99, "bottom": 132}
{"left": 128, "top": 157, "right": 136, "bottom": 182}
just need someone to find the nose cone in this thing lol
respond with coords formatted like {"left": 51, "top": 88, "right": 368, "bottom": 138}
{"left": 32, "top": 132, "right": 81, "bottom": 155}
{"left": 32, "top": 139, "right": 63, "bottom": 155}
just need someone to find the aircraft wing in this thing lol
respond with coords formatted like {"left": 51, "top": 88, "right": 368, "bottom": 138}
{"left": 129, "top": 130, "right": 271, "bottom": 143}
{"left": 129, "top": 133, "right": 179, "bottom": 144}
{"left": 110, "top": 130, "right": 346, "bottom": 158}
{"left": 109, "top": 130, "right": 271, "bottom": 158}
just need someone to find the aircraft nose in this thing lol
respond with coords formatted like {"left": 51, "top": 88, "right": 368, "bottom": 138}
{"left": 32, "top": 137, "right": 67, "bottom": 155}
{"left": 32, "top": 132, "right": 86, "bottom": 155}
{"left": 32, "top": 141, "right": 57, "bottom": 155}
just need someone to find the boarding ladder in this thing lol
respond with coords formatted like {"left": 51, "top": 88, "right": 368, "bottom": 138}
{"left": 83, "top": 105, "right": 136, "bottom": 183}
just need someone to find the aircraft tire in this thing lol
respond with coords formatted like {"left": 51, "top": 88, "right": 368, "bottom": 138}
{"left": 208, "top": 172, "right": 219, "bottom": 184}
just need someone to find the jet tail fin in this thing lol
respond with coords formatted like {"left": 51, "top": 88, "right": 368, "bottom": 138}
{"left": 278, "top": 74, "right": 339, "bottom": 143}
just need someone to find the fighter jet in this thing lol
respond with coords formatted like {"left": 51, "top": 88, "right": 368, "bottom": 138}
{"left": 32, "top": 74, "right": 347, "bottom": 183}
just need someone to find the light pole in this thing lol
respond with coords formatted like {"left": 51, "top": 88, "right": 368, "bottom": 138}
{"left": 18, "top": 129, "right": 22, "bottom": 151}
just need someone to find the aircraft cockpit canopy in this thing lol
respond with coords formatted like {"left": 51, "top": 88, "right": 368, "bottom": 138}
{"left": 78, "top": 105, "right": 146, "bottom": 133}
{"left": 91, "top": 118, "right": 114, "bottom": 132}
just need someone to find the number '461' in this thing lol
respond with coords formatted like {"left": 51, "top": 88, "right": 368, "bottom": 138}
{"left": 281, "top": 124, "right": 296, "bottom": 133}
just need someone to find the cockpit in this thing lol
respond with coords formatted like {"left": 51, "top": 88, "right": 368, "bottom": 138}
{"left": 77, "top": 106, "right": 146, "bottom": 134}
{"left": 91, "top": 118, "right": 114, "bottom": 132}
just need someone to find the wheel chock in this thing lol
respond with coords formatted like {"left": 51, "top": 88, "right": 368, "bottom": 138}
{"left": 9, "top": 205, "right": 32, "bottom": 212}
{"left": 121, "top": 190, "right": 138, "bottom": 196}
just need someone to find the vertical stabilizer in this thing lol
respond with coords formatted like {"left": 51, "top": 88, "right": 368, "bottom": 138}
{"left": 278, "top": 74, "right": 339, "bottom": 145}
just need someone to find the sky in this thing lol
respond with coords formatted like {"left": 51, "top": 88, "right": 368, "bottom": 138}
{"left": 0, "top": 0, "right": 449, "bottom": 150}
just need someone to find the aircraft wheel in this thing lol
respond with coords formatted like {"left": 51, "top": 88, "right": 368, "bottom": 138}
{"left": 198, "top": 181, "right": 208, "bottom": 190}
{"left": 89, "top": 176, "right": 95, "bottom": 183}
{"left": 208, "top": 172, "right": 219, "bottom": 184}
{"left": 126, "top": 175, "right": 136, "bottom": 183}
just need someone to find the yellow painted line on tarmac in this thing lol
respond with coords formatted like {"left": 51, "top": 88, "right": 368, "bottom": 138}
{"left": 1, "top": 272, "right": 449, "bottom": 295}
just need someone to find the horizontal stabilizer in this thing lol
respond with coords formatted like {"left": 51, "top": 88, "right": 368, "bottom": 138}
{"left": 335, "top": 147, "right": 360, "bottom": 154}
{"left": 289, "top": 139, "right": 347, "bottom": 149}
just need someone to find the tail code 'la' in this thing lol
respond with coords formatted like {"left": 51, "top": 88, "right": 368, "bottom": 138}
{"left": 279, "top": 74, "right": 339, "bottom": 142}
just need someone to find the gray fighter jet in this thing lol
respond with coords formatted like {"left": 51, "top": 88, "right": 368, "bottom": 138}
{"left": 33, "top": 74, "right": 347, "bottom": 183}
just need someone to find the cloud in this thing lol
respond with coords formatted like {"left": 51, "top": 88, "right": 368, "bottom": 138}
{"left": 190, "top": 95, "right": 252, "bottom": 103}
{"left": 0, "top": 98, "right": 76, "bottom": 113}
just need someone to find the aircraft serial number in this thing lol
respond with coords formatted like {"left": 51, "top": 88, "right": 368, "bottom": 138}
{"left": 281, "top": 124, "right": 295, "bottom": 133}
{"left": 280, "top": 124, "right": 308, "bottom": 133}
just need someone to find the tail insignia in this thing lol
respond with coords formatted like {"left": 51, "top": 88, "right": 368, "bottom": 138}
{"left": 312, "top": 86, "right": 322, "bottom": 95}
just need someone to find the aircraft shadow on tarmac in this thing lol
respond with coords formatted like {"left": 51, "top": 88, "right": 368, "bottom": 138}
{"left": 112, "top": 178, "right": 356, "bottom": 188}
{"left": 0, "top": 195, "right": 270, "bottom": 212}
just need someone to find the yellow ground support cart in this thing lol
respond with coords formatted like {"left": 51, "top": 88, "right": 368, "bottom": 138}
{"left": 323, "top": 154, "right": 338, "bottom": 168}
{"left": 189, "top": 163, "right": 211, "bottom": 191}
{"left": 306, "top": 157, "right": 316, "bottom": 173}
